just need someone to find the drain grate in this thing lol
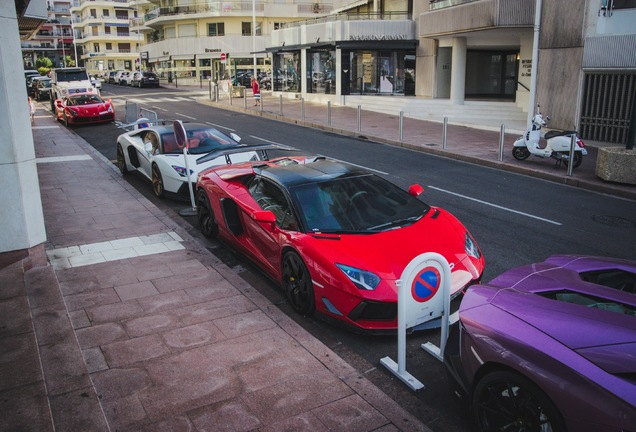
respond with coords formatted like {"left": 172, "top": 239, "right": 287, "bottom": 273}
{"left": 592, "top": 215, "right": 636, "bottom": 228}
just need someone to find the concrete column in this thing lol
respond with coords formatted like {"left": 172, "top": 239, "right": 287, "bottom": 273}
{"left": 0, "top": 1, "right": 47, "bottom": 254}
{"left": 300, "top": 48, "right": 307, "bottom": 95}
{"left": 450, "top": 37, "right": 467, "bottom": 105}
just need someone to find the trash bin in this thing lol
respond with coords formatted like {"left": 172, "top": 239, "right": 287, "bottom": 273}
{"left": 232, "top": 85, "right": 245, "bottom": 98}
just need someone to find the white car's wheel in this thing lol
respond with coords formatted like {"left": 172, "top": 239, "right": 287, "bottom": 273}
{"left": 116, "top": 144, "right": 128, "bottom": 175}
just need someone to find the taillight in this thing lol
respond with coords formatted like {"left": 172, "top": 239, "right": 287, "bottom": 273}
{"left": 577, "top": 138, "right": 585, "bottom": 148}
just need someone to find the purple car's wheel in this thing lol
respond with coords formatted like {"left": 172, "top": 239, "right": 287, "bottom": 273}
{"left": 282, "top": 252, "right": 315, "bottom": 316}
{"left": 196, "top": 189, "right": 218, "bottom": 238}
{"left": 151, "top": 164, "right": 164, "bottom": 198}
{"left": 116, "top": 144, "right": 128, "bottom": 175}
{"left": 473, "top": 370, "right": 565, "bottom": 432}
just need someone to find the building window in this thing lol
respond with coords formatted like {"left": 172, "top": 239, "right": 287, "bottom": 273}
{"left": 90, "top": 9, "right": 96, "bottom": 18}
{"left": 208, "top": 23, "right": 225, "bottom": 36}
{"left": 102, "top": 9, "right": 109, "bottom": 17}
{"left": 274, "top": 22, "right": 283, "bottom": 30}
{"left": 106, "top": 43, "right": 112, "bottom": 50}
{"left": 93, "top": 43, "right": 100, "bottom": 52}
{"left": 242, "top": 22, "right": 251, "bottom": 36}
{"left": 307, "top": 49, "right": 335, "bottom": 95}
{"left": 242, "top": 22, "right": 261, "bottom": 36}
{"left": 105, "top": 27, "right": 111, "bottom": 34}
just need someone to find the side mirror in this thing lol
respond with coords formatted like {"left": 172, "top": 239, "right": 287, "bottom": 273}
{"left": 253, "top": 210, "right": 276, "bottom": 223}
{"left": 408, "top": 184, "right": 424, "bottom": 196}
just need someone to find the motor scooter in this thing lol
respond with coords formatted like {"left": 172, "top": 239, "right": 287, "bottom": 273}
{"left": 512, "top": 106, "right": 587, "bottom": 169}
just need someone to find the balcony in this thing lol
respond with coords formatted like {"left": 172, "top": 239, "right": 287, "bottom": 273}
{"left": 419, "top": 0, "right": 534, "bottom": 37}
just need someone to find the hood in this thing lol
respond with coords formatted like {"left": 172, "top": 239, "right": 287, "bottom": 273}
{"left": 306, "top": 208, "right": 483, "bottom": 293}
{"left": 489, "top": 287, "right": 636, "bottom": 351}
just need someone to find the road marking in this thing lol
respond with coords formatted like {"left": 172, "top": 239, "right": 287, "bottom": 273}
{"left": 175, "top": 112, "right": 197, "bottom": 120}
{"left": 250, "top": 135, "right": 284, "bottom": 145}
{"left": 151, "top": 106, "right": 169, "bottom": 112}
{"left": 37, "top": 155, "right": 93, "bottom": 163}
{"left": 428, "top": 186, "right": 562, "bottom": 225}
{"left": 206, "top": 122, "right": 235, "bottom": 132}
{"left": 47, "top": 231, "right": 185, "bottom": 269}
{"left": 317, "top": 155, "right": 389, "bottom": 175}
{"left": 32, "top": 125, "right": 60, "bottom": 129}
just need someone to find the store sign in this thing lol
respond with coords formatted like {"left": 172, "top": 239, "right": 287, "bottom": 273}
{"left": 349, "top": 34, "right": 407, "bottom": 41}
{"left": 205, "top": 48, "right": 221, "bottom": 53}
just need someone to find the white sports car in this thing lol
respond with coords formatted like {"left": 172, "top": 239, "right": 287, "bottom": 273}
{"left": 116, "top": 123, "right": 259, "bottom": 199}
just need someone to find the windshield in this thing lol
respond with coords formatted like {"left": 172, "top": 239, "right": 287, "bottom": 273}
{"left": 55, "top": 70, "right": 90, "bottom": 82}
{"left": 67, "top": 94, "right": 105, "bottom": 105}
{"left": 160, "top": 127, "right": 240, "bottom": 155}
{"left": 289, "top": 174, "right": 429, "bottom": 233}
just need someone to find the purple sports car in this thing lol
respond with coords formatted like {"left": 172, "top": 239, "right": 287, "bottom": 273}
{"left": 445, "top": 255, "right": 636, "bottom": 432}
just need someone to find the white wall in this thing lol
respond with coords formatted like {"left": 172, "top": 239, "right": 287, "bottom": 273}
{"left": 0, "top": 1, "right": 47, "bottom": 253}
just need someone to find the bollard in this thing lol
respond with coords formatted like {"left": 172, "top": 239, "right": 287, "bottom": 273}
{"left": 499, "top": 124, "right": 505, "bottom": 161}
{"left": 175, "top": 76, "right": 178, "bottom": 89}
{"left": 279, "top": 95, "right": 283, "bottom": 116}
{"left": 244, "top": 90, "right": 247, "bottom": 109}
{"left": 328, "top": 101, "right": 331, "bottom": 126}
{"left": 399, "top": 111, "right": 404, "bottom": 142}
{"left": 567, "top": 134, "right": 577, "bottom": 177}
{"left": 209, "top": 80, "right": 212, "bottom": 100}
{"left": 301, "top": 98, "right": 305, "bottom": 120}
{"left": 357, "top": 105, "right": 361, "bottom": 132}
{"left": 442, "top": 117, "right": 448, "bottom": 150}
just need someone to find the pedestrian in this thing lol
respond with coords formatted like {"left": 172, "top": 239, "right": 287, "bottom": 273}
{"left": 251, "top": 76, "right": 261, "bottom": 107}
{"left": 28, "top": 97, "right": 35, "bottom": 124}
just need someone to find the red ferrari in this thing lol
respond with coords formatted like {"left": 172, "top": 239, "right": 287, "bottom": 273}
{"left": 54, "top": 92, "right": 115, "bottom": 126}
{"left": 196, "top": 155, "right": 485, "bottom": 332}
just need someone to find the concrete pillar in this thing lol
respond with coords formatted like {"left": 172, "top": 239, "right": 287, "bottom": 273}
{"left": 0, "top": 1, "right": 47, "bottom": 254}
{"left": 450, "top": 37, "right": 467, "bottom": 105}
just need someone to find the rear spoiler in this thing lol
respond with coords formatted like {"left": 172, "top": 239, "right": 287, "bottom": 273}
{"left": 196, "top": 143, "right": 297, "bottom": 165}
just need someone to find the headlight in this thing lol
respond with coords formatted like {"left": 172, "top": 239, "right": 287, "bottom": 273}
{"left": 465, "top": 232, "right": 481, "bottom": 259}
{"left": 66, "top": 108, "right": 78, "bottom": 116}
{"left": 336, "top": 264, "right": 381, "bottom": 291}
{"left": 171, "top": 165, "right": 193, "bottom": 177}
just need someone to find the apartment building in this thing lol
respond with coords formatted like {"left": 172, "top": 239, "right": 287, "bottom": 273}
{"left": 70, "top": 0, "right": 151, "bottom": 73}
{"left": 138, "top": 0, "right": 335, "bottom": 83}
{"left": 22, "top": 0, "right": 76, "bottom": 69}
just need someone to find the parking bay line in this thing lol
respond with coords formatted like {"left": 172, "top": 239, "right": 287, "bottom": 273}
{"left": 428, "top": 186, "right": 562, "bottom": 225}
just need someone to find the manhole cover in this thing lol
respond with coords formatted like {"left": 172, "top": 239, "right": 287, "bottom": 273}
{"left": 592, "top": 215, "right": 636, "bottom": 228}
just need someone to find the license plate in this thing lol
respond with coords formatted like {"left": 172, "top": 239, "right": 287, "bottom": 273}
{"left": 581, "top": 149, "right": 588, "bottom": 155}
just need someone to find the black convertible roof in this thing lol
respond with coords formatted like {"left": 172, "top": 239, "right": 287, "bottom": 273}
{"left": 256, "top": 159, "right": 369, "bottom": 187}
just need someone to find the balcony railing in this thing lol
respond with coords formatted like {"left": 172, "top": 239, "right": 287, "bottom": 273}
{"left": 280, "top": 11, "right": 411, "bottom": 28}
{"left": 429, "top": 0, "right": 480, "bottom": 10}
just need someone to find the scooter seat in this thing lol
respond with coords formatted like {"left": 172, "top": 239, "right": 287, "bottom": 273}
{"left": 545, "top": 130, "right": 577, "bottom": 139}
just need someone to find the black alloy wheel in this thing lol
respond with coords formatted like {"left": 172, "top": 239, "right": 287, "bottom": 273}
{"left": 512, "top": 147, "right": 531, "bottom": 160}
{"left": 282, "top": 252, "right": 315, "bottom": 316}
{"left": 196, "top": 189, "right": 218, "bottom": 238}
{"left": 116, "top": 144, "right": 128, "bottom": 175}
{"left": 472, "top": 370, "right": 565, "bottom": 432}
{"left": 563, "top": 151, "right": 583, "bottom": 169}
{"left": 151, "top": 164, "right": 164, "bottom": 198}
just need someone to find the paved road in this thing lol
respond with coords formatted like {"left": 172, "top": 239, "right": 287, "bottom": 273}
{"left": 53, "top": 84, "right": 636, "bottom": 432}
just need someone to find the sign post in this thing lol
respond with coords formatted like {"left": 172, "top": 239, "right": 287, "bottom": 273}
{"left": 380, "top": 252, "right": 451, "bottom": 391}
{"left": 173, "top": 120, "right": 197, "bottom": 216}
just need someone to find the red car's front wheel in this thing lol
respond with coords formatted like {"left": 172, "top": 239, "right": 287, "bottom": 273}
{"left": 282, "top": 252, "right": 315, "bottom": 316}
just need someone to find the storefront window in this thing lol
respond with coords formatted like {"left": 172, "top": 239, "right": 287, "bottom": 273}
{"left": 345, "top": 50, "right": 415, "bottom": 96}
{"left": 307, "top": 49, "right": 335, "bottom": 95}
{"left": 273, "top": 52, "right": 300, "bottom": 92}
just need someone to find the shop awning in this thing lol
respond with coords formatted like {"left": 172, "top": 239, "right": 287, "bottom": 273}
{"left": 171, "top": 54, "right": 194, "bottom": 61}
{"left": 266, "top": 43, "right": 335, "bottom": 53}
{"left": 105, "top": 22, "right": 130, "bottom": 27}
{"left": 337, "top": 39, "right": 418, "bottom": 50}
